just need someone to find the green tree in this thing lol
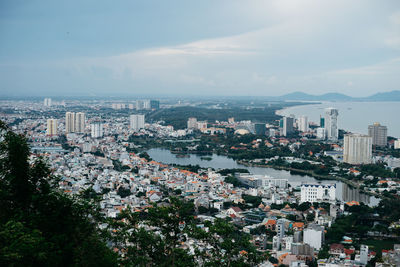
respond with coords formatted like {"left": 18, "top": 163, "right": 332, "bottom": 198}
{"left": 0, "top": 121, "right": 118, "bottom": 266}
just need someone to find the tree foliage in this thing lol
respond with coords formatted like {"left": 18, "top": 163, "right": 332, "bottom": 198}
{"left": 0, "top": 122, "right": 117, "bottom": 266}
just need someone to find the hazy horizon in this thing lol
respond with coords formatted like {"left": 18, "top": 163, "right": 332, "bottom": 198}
{"left": 1, "top": 0, "right": 400, "bottom": 97}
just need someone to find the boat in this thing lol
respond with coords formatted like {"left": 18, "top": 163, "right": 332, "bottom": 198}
{"left": 176, "top": 154, "right": 190, "bottom": 158}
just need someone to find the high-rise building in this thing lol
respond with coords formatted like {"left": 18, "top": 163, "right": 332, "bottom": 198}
{"left": 343, "top": 134, "right": 372, "bottom": 164}
{"left": 303, "top": 224, "right": 325, "bottom": 251}
{"left": 46, "top": 119, "right": 57, "bottom": 136}
{"left": 112, "top": 103, "right": 125, "bottom": 110}
{"left": 320, "top": 117, "right": 325, "bottom": 128}
{"left": 130, "top": 114, "right": 145, "bottom": 131}
{"left": 368, "top": 122, "right": 387, "bottom": 147}
{"left": 91, "top": 122, "right": 103, "bottom": 138}
{"left": 324, "top": 108, "right": 339, "bottom": 141}
{"left": 43, "top": 98, "right": 52, "bottom": 107}
{"left": 298, "top": 116, "right": 308, "bottom": 132}
{"left": 281, "top": 117, "right": 294, "bottom": 136}
{"left": 135, "top": 100, "right": 151, "bottom": 110}
{"left": 277, "top": 219, "right": 285, "bottom": 239}
{"left": 228, "top": 117, "right": 235, "bottom": 124}
{"left": 316, "top": 128, "right": 326, "bottom": 139}
{"left": 75, "top": 112, "right": 85, "bottom": 133}
{"left": 254, "top": 123, "right": 266, "bottom": 135}
{"left": 187, "top": 117, "right": 198, "bottom": 129}
{"left": 150, "top": 100, "right": 160, "bottom": 109}
{"left": 65, "top": 112, "right": 75, "bottom": 133}
{"left": 66, "top": 112, "right": 85, "bottom": 133}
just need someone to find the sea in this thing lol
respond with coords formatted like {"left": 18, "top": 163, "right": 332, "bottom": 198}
{"left": 276, "top": 101, "right": 400, "bottom": 138}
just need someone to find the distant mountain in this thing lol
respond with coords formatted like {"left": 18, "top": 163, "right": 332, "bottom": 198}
{"left": 276, "top": 90, "right": 400, "bottom": 101}
{"left": 278, "top": 92, "right": 355, "bottom": 101}
{"left": 319, "top": 93, "right": 354, "bottom": 101}
{"left": 278, "top": 91, "right": 316, "bottom": 101}
{"left": 364, "top": 90, "right": 400, "bottom": 101}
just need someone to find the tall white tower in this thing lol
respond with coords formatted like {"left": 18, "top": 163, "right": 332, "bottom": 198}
{"left": 46, "top": 119, "right": 57, "bottom": 136}
{"left": 343, "top": 134, "right": 372, "bottom": 164}
{"left": 91, "top": 122, "right": 103, "bottom": 138}
{"left": 65, "top": 112, "right": 75, "bottom": 133}
{"left": 130, "top": 114, "right": 145, "bottom": 131}
{"left": 43, "top": 98, "right": 52, "bottom": 107}
{"left": 75, "top": 112, "right": 85, "bottom": 133}
{"left": 324, "top": 108, "right": 339, "bottom": 141}
{"left": 298, "top": 115, "right": 309, "bottom": 132}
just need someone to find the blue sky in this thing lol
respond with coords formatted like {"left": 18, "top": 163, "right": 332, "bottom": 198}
{"left": 0, "top": 0, "right": 399, "bottom": 97}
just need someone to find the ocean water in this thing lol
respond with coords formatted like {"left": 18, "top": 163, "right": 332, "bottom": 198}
{"left": 277, "top": 101, "right": 400, "bottom": 138}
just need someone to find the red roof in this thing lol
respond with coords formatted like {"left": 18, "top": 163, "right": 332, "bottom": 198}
{"left": 231, "top": 207, "right": 243, "bottom": 212}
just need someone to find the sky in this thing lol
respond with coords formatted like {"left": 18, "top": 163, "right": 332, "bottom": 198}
{"left": 0, "top": 0, "right": 399, "bottom": 97}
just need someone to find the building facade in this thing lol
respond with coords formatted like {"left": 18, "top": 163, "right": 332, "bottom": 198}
{"left": 343, "top": 134, "right": 372, "bottom": 164}
{"left": 303, "top": 224, "right": 325, "bottom": 250}
{"left": 65, "top": 112, "right": 75, "bottom": 133}
{"left": 130, "top": 114, "right": 145, "bottom": 131}
{"left": 254, "top": 123, "right": 266, "bottom": 135}
{"left": 368, "top": 122, "right": 387, "bottom": 147}
{"left": 187, "top": 117, "right": 198, "bottom": 129}
{"left": 43, "top": 98, "right": 52, "bottom": 107}
{"left": 298, "top": 115, "right": 308, "bottom": 132}
{"left": 46, "top": 119, "right": 57, "bottom": 136}
{"left": 324, "top": 108, "right": 339, "bottom": 141}
{"left": 91, "top": 122, "right": 103, "bottom": 138}
{"left": 300, "top": 183, "right": 336, "bottom": 203}
{"left": 65, "top": 112, "right": 85, "bottom": 133}
{"left": 281, "top": 117, "right": 294, "bottom": 136}
{"left": 75, "top": 112, "right": 85, "bottom": 133}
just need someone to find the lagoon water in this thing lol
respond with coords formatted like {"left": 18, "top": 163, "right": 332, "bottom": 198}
{"left": 147, "top": 148, "right": 380, "bottom": 206}
{"left": 277, "top": 102, "right": 400, "bottom": 138}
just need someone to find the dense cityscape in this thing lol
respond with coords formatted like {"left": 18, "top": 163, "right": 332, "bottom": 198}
{"left": 2, "top": 1, "right": 400, "bottom": 266}
{"left": 1, "top": 97, "right": 400, "bottom": 266}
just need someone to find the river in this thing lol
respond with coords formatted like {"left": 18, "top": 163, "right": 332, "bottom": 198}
{"left": 276, "top": 101, "right": 400, "bottom": 138}
{"left": 147, "top": 148, "right": 380, "bottom": 206}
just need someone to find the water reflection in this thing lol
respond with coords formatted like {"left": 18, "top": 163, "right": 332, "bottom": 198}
{"left": 147, "top": 148, "right": 379, "bottom": 206}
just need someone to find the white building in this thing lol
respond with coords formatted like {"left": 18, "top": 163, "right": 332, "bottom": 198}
{"left": 316, "top": 128, "right": 326, "bottom": 139}
{"left": 75, "top": 112, "right": 85, "bottom": 133}
{"left": 298, "top": 116, "right": 308, "bottom": 132}
{"left": 359, "top": 245, "right": 368, "bottom": 265}
{"left": 368, "top": 122, "right": 387, "bottom": 147}
{"left": 187, "top": 117, "right": 198, "bottom": 129}
{"left": 43, "top": 98, "right": 52, "bottom": 107}
{"left": 395, "top": 139, "right": 400, "bottom": 149}
{"left": 46, "top": 119, "right": 57, "bottom": 136}
{"left": 65, "top": 112, "right": 85, "bottom": 133}
{"left": 303, "top": 224, "right": 324, "bottom": 250}
{"left": 300, "top": 184, "right": 336, "bottom": 203}
{"left": 197, "top": 121, "right": 208, "bottom": 130}
{"left": 130, "top": 114, "right": 145, "bottom": 131}
{"left": 343, "top": 134, "right": 372, "bottom": 164}
{"left": 91, "top": 122, "right": 103, "bottom": 138}
{"left": 135, "top": 100, "right": 150, "bottom": 110}
{"left": 324, "top": 108, "right": 339, "bottom": 141}
{"left": 65, "top": 112, "right": 75, "bottom": 133}
{"left": 281, "top": 117, "right": 294, "bottom": 136}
